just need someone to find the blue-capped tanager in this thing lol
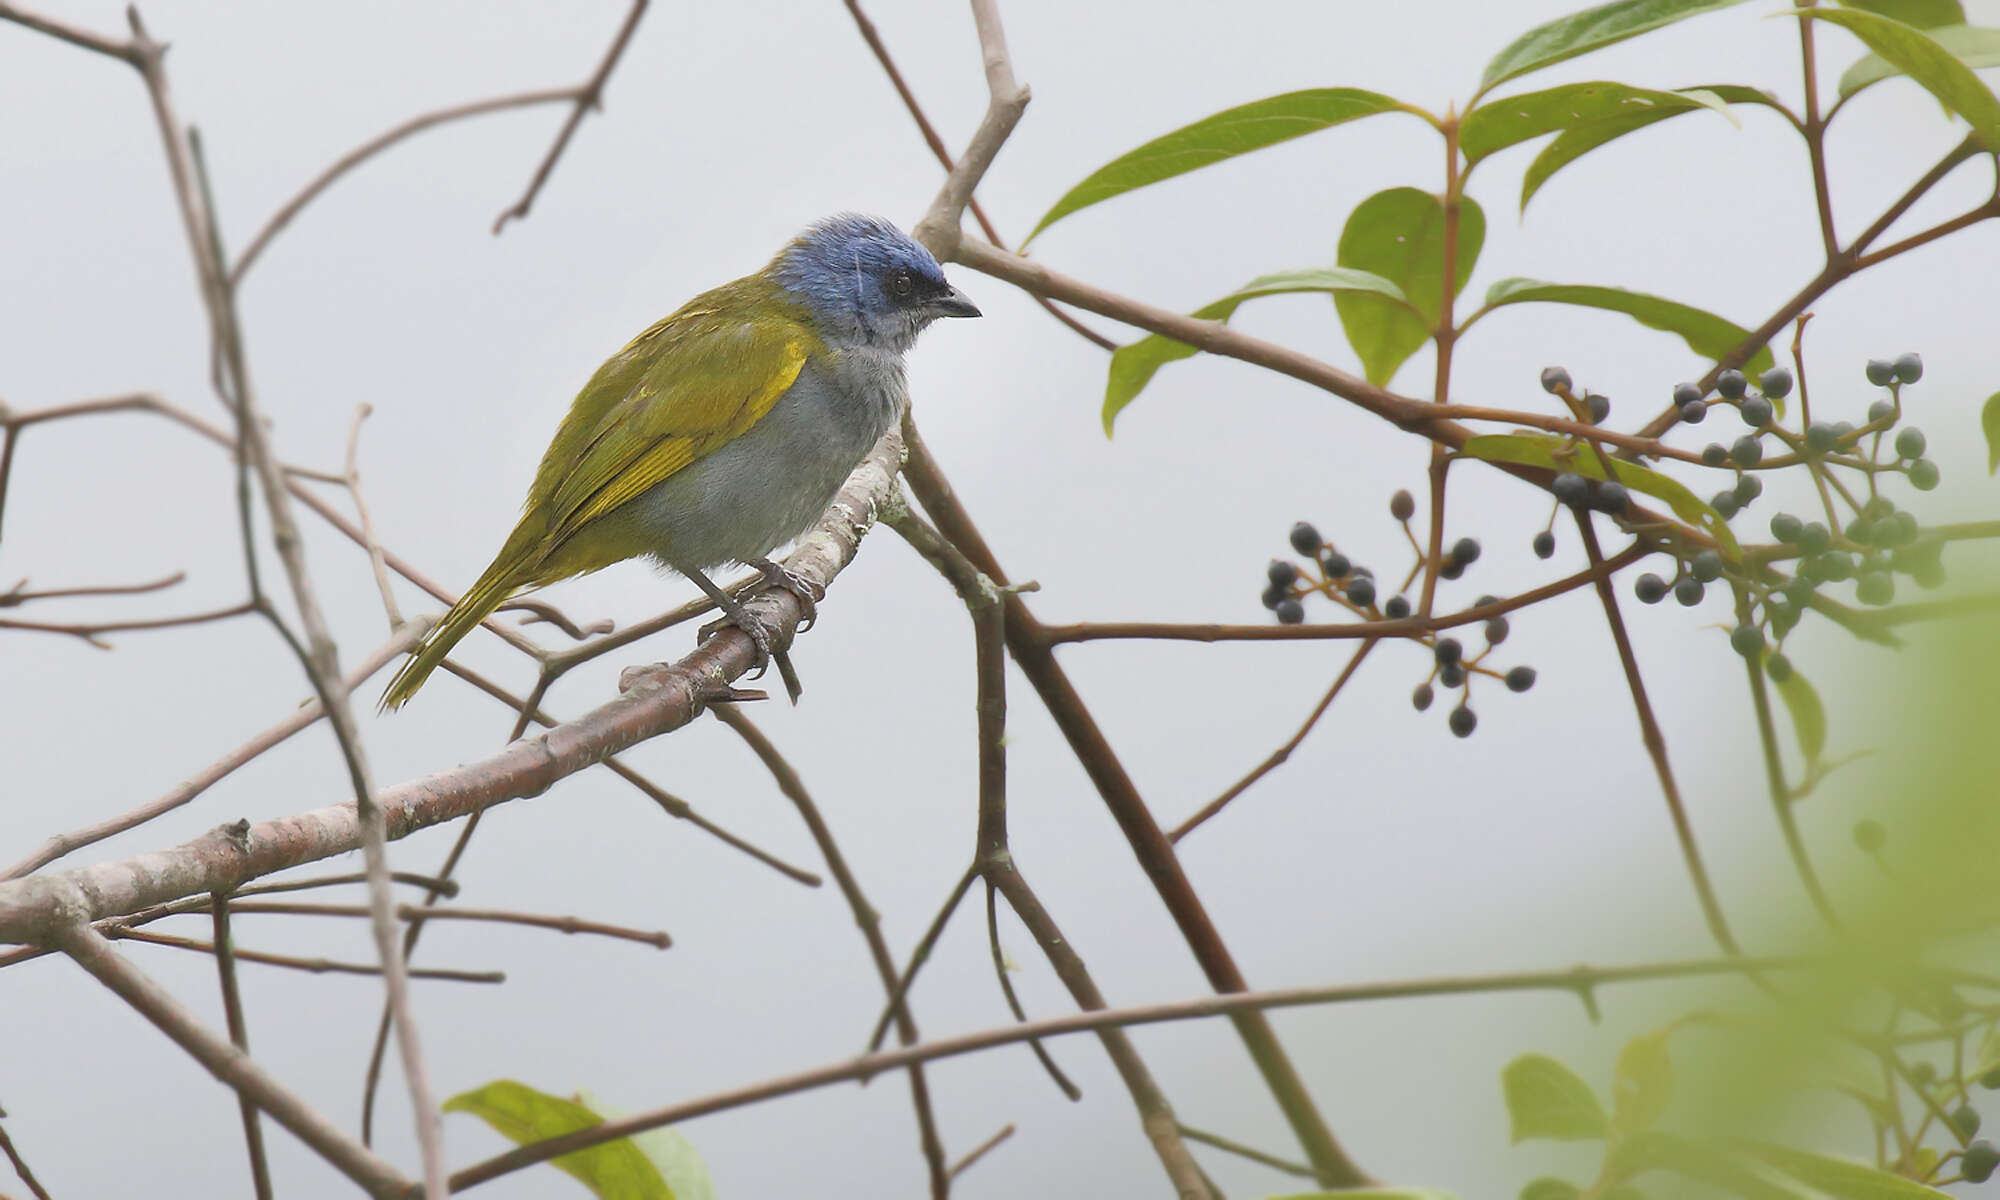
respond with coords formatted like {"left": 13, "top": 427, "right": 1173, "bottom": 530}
{"left": 380, "top": 214, "right": 979, "bottom": 709}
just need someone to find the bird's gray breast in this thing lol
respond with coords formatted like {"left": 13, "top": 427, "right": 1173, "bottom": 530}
{"left": 631, "top": 348, "right": 906, "bottom": 573}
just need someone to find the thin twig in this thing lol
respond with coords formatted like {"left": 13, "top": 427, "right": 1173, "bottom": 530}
{"left": 1171, "top": 638, "right": 1378, "bottom": 841}
{"left": 447, "top": 952, "right": 1829, "bottom": 1192}
{"left": 0, "top": 571, "right": 186, "bottom": 605}
{"left": 1176, "top": 1122, "right": 1319, "bottom": 1180}
{"left": 910, "top": 0, "right": 1031, "bottom": 258}
{"left": 55, "top": 920, "right": 415, "bottom": 1199}
{"left": 865, "top": 865, "right": 977, "bottom": 1053}
{"left": 1575, "top": 511, "right": 1738, "bottom": 955}
{"left": 107, "top": 926, "right": 504, "bottom": 983}
{"left": 0, "top": 1117, "right": 53, "bottom": 1200}
{"left": 0, "top": 601, "right": 255, "bottom": 648}
{"left": 711, "top": 704, "right": 950, "bottom": 1199}
{"left": 982, "top": 881, "right": 1082, "bottom": 1101}
{"left": 342, "top": 405, "right": 401, "bottom": 629}
{"left": 491, "top": 0, "right": 649, "bottom": 233}
{"left": 947, "top": 1123, "right": 1015, "bottom": 1179}
{"left": 210, "top": 897, "right": 274, "bottom": 1200}
{"left": 212, "top": 901, "right": 671, "bottom": 949}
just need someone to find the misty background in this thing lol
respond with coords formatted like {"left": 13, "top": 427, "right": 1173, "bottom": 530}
{"left": 4, "top": 1, "right": 1999, "bottom": 1195}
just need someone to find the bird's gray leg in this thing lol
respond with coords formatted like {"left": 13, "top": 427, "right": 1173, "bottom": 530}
{"left": 684, "top": 566, "right": 803, "bottom": 704}
{"left": 746, "top": 556, "right": 825, "bottom": 631}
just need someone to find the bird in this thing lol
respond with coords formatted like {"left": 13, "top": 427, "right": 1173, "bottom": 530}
{"left": 379, "top": 213, "right": 980, "bottom": 710}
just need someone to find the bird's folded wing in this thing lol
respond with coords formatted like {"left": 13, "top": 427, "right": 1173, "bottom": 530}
{"left": 535, "top": 304, "right": 817, "bottom": 546}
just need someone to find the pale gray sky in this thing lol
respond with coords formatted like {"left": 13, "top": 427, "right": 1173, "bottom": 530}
{"left": 5, "top": 1, "right": 2000, "bottom": 1197}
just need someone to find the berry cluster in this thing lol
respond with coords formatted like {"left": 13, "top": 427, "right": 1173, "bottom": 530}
{"left": 1261, "top": 492, "right": 1536, "bottom": 739}
{"left": 1547, "top": 354, "right": 1945, "bottom": 667}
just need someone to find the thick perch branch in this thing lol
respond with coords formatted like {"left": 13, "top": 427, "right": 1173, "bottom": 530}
{"left": 0, "top": 431, "right": 904, "bottom": 945}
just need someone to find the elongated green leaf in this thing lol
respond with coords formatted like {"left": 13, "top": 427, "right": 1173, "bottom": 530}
{"left": 1840, "top": 0, "right": 1966, "bottom": 29}
{"left": 444, "top": 1080, "right": 677, "bottom": 1200}
{"left": 579, "top": 1090, "right": 717, "bottom": 1200}
{"left": 1521, "top": 1181, "right": 1582, "bottom": 1200}
{"left": 1269, "top": 1190, "right": 1459, "bottom": 1200}
{"left": 1522, "top": 85, "right": 1773, "bottom": 209}
{"left": 1839, "top": 24, "right": 2000, "bottom": 97}
{"left": 1102, "top": 267, "right": 1410, "bottom": 433}
{"left": 1462, "top": 81, "right": 1729, "bottom": 164}
{"left": 1460, "top": 433, "right": 1741, "bottom": 558}
{"left": 1612, "top": 1031, "right": 1675, "bottom": 1134}
{"left": 1503, "top": 1053, "right": 1610, "bottom": 1142}
{"left": 1613, "top": 1132, "right": 1818, "bottom": 1199}
{"left": 1737, "top": 1142, "right": 1951, "bottom": 1197}
{"left": 1025, "top": 89, "right": 1407, "bottom": 243}
{"left": 1769, "top": 654, "right": 1826, "bottom": 765}
{"left": 1482, "top": 0, "right": 1754, "bottom": 88}
{"left": 1480, "top": 278, "right": 1774, "bottom": 375}
{"left": 1985, "top": 391, "right": 2000, "bottom": 472}
{"left": 1801, "top": 9, "right": 2000, "bottom": 148}
{"left": 1336, "top": 188, "right": 1484, "bottom": 385}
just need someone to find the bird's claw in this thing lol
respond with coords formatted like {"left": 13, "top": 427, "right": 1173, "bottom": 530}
{"left": 698, "top": 609, "right": 778, "bottom": 679}
{"left": 749, "top": 558, "right": 824, "bottom": 631}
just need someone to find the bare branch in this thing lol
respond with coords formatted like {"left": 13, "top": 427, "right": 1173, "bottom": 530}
{"left": 209, "top": 898, "right": 275, "bottom": 1200}
{"left": 0, "top": 0, "right": 140, "bottom": 63}
{"left": 343, "top": 405, "right": 401, "bottom": 629}
{"left": 0, "top": 571, "right": 186, "bottom": 605}
{"left": 947, "top": 1123, "right": 1014, "bottom": 1179}
{"left": 491, "top": 0, "right": 649, "bottom": 234}
{"left": 0, "top": 1117, "right": 53, "bottom": 1200}
{"left": 107, "top": 926, "right": 504, "bottom": 983}
{"left": 55, "top": 921, "right": 415, "bottom": 1199}
{"left": 214, "top": 901, "right": 672, "bottom": 949}
{"left": 911, "top": 0, "right": 1031, "bottom": 257}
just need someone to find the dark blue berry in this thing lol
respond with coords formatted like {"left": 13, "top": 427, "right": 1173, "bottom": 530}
{"left": 1702, "top": 442, "right": 1728, "bottom": 467}
{"left": 1438, "top": 661, "right": 1465, "bottom": 688}
{"left": 1533, "top": 530, "right": 1556, "bottom": 559}
{"left": 1733, "top": 474, "right": 1763, "bottom": 505}
{"left": 1758, "top": 366, "right": 1793, "bottom": 399}
{"left": 1451, "top": 537, "right": 1481, "bottom": 566}
{"left": 1485, "top": 617, "right": 1509, "bottom": 645}
{"left": 1275, "top": 598, "right": 1305, "bottom": 624}
{"left": 1739, "top": 396, "right": 1773, "bottom": 428}
{"left": 1323, "top": 550, "right": 1352, "bottom": 578}
{"left": 1268, "top": 559, "right": 1298, "bottom": 587}
{"left": 1435, "top": 637, "right": 1464, "bottom": 666}
{"left": 1711, "top": 491, "right": 1740, "bottom": 519}
{"left": 1680, "top": 400, "right": 1708, "bottom": 425}
{"left": 1635, "top": 573, "right": 1668, "bottom": 604}
{"left": 1587, "top": 393, "right": 1611, "bottom": 423}
{"left": 1892, "top": 352, "right": 1923, "bottom": 384}
{"left": 1449, "top": 705, "right": 1477, "bottom": 737}
{"left": 1800, "top": 522, "right": 1831, "bottom": 554}
{"left": 1730, "top": 624, "right": 1763, "bottom": 657}
{"left": 1540, "top": 366, "right": 1572, "bottom": 394}
{"left": 1345, "top": 576, "right": 1376, "bottom": 607}
{"left": 1867, "top": 398, "right": 1896, "bottom": 425}
{"left": 1673, "top": 382, "right": 1703, "bottom": 407}
{"left": 1552, "top": 473, "right": 1590, "bottom": 507}
{"left": 1716, "top": 369, "right": 1747, "bottom": 399}
{"left": 1289, "top": 522, "right": 1322, "bottom": 555}
{"left": 1865, "top": 359, "right": 1896, "bottom": 386}
{"left": 1504, "top": 665, "right": 1536, "bottom": 693}
{"left": 1390, "top": 489, "right": 1416, "bottom": 521}
{"left": 1805, "top": 421, "right": 1838, "bottom": 453}
{"left": 1675, "top": 576, "right": 1705, "bottom": 606}
{"left": 1594, "top": 482, "right": 1631, "bottom": 514}
{"left": 1412, "top": 682, "right": 1434, "bottom": 711}
{"left": 1385, "top": 595, "right": 1411, "bottom": 619}
{"left": 1770, "top": 512, "right": 1803, "bottom": 543}
{"left": 1731, "top": 436, "right": 1763, "bottom": 468}
{"left": 1261, "top": 582, "right": 1289, "bottom": 610}
{"left": 1766, "top": 653, "right": 1793, "bottom": 682}
{"left": 1691, "top": 549, "right": 1723, "bottom": 582}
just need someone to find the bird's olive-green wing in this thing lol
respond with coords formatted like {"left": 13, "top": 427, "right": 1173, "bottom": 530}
{"left": 522, "top": 279, "right": 822, "bottom": 553}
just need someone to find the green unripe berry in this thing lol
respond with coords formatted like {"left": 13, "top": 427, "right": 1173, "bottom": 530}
{"left": 1675, "top": 576, "right": 1705, "bottom": 606}
{"left": 1449, "top": 704, "right": 1477, "bottom": 737}
{"left": 1504, "top": 665, "right": 1537, "bottom": 693}
{"left": 1766, "top": 653, "right": 1793, "bottom": 683}
{"left": 1895, "top": 426, "right": 1927, "bottom": 459}
{"left": 1909, "top": 458, "right": 1940, "bottom": 490}
{"left": 1274, "top": 598, "right": 1305, "bottom": 624}
{"left": 1290, "top": 522, "right": 1322, "bottom": 555}
{"left": 1833, "top": 420, "right": 1856, "bottom": 442}
{"left": 1912, "top": 1062, "right": 1938, "bottom": 1086}
{"left": 1702, "top": 442, "right": 1728, "bottom": 467}
{"left": 1758, "top": 366, "right": 1793, "bottom": 398}
{"left": 1770, "top": 512, "right": 1803, "bottom": 543}
{"left": 1982, "top": 1068, "right": 2000, "bottom": 1091}
{"left": 1815, "top": 553, "right": 1854, "bottom": 582}
{"left": 1412, "top": 682, "right": 1435, "bottom": 711}
{"left": 1691, "top": 549, "right": 1723, "bottom": 582}
{"left": 1729, "top": 624, "right": 1763, "bottom": 658}
{"left": 1739, "top": 396, "right": 1773, "bottom": 427}
{"left": 1533, "top": 530, "right": 1556, "bottom": 559}
{"left": 1856, "top": 571, "right": 1894, "bottom": 606}
{"left": 1867, "top": 398, "right": 1896, "bottom": 425}
{"left": 1954, "top": 1104, "right": 1982, "bottom": 1138}
{"left": 1865, "top": 359, "right": 1896, "bottom": 386}
{"left": 1964, "top": 1140, "right": 1999, "bottom": 1184}
{"left": 1854, "top": 819, "right": 1886, "bottom": 853}
{"left": 1800, "top": 522, "right": 1832, "bottom": 554}
{"left": 1716, "top": 368, "right": 1747, "bottom": 399}
{"left": 1540, "top": 366, "right": 1572, "bottom": 394}
{"left": 1672, "top": 382, "right": 1703, "bottom": 407}
{"left": 1635, "top": 573, "right": 1669, "bottom": 604}
{"left": 1805, "top": 421, "right": 1838, "bottom": 453}
{"left": 1892, "top": 352, "right": 1923, "bottom": 384}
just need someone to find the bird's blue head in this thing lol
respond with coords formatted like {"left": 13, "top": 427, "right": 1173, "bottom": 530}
{"left": 768, "top": 214, "right": 980, "bottom": 353}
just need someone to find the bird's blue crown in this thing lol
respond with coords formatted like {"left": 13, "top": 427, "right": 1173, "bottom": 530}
{"left": 769, "top": 214, "right": 958, "bottom": 351}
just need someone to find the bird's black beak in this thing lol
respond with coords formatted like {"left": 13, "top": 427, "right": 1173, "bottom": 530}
{"left": 930, "top": 286, "right": 981, "bottom": 319}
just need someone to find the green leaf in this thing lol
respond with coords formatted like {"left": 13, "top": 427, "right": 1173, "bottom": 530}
{"left": 1102, "top": 267, "right": 1411, "bottom": 433}
{"left": 1800, "top": 9, "right": 2000, "bottom": 148}
{"left": 1737, "top": 1141, "right": 1952, "bottom": 1197}
{"left": 1482, "top": 0, "right": 1755, "bottom": 89}
{"left": 1025, "top": 89, "right": 1407, "bottom": 243}
{"left": 1502, "top": 1053, "right": 1610, "bottom": 1142}
{"left": 1612, "top": 1031, "right": 1675, "bottom": 1134}
{"left": 1522, "top": 85, "right": 1774, "bottom": 209}
{"left": 443, "top": 1080, "right": 677, "bottom": 1200}
{"left": 1969, "top": 1026, "right": 2000, "bottom": 1077}
{"left": 1462, "top": 81, "right": 1734, "bottom": 165}
{"left": 1521, "top": 1180, "right": 1583, "bottom": 1200}
{"left": 1480, "top": 278, "right": 1775, "bottom": 376}
{"left": 1839, "top": 24, "right": 2000, "bottom": 98}
{"left": 579, "top": 1090, "right": 717, "bottom": 1200}
{"left": 1982, "top": 390, "right": 2000, "bottom": 472}
{"left": 1335, "top": 188, "right": 1485, "bottom": 385}
{"left": 1768, "top": 653, "right": 1827, "bottom": 765}
{"left": 1612, "top": 1132, "right": 1818, "bottom": 1199}
{"left": 1840, "top": 0, "right": 1966, "bottom": 30}
{"left": 1459, "top": 433, "right": 1741, "bottom": 559}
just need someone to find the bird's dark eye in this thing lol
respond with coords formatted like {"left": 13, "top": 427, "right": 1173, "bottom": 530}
{"left": 889, "top": 270, "right": 914, "bottom": 297}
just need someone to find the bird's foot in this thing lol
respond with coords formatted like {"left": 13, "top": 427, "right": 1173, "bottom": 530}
{"left": 747, "top": 557, "right": 824, "bottom": 630}
{"left": 696, "top": 603, "right": 803, "bottom": 704}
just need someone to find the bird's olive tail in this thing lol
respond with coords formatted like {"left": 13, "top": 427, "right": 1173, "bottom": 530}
{"left": 379, "top": 555, "right": 527, "bottom": 711}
